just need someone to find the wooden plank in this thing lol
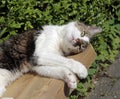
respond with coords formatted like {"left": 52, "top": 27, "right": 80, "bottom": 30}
{"left": 2, "top": 44, "right": 96, "bottom": 99}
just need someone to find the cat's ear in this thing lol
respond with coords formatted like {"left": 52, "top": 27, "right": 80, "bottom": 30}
{"left": 76, "top": 21, "right": 102, "bottom": 36}
{"left": 87, "top": 26, "right": 102, "bottom": 36}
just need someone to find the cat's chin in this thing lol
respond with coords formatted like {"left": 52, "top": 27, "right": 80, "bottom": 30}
{"left": 69, "top": 51, "right": 81, "bottom": 56}
{"left": 68, "top": 47, "right": 88, "bottom": 56}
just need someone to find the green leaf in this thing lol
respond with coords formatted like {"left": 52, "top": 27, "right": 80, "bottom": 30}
{"left": 10, "top": 31, "right": 16, "bottom": 36}
{"left": 0, "top": 28, "right": 7, "bottom": 38}
{"left": 115, "top": 24, "right": 120, "bottom": 31}
{"left": 77, "top": 83, "right": 87, "bottom": 96}
{"left": 116, "top": 10, "right": 120, "bottom": 17}
{"left": 88, "top": 68, "right": 96, "bottom": 76}
{"left": 0, "top": 16, "right": 5, "bottom": 23}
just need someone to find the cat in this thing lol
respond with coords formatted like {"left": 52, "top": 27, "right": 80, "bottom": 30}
{"left": 0, "top": 21, "right": 102, "bottom": 97}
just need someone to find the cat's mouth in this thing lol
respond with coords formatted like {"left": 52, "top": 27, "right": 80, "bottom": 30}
{"left": 73, "top": 39, "right": 89, "bottom": 52}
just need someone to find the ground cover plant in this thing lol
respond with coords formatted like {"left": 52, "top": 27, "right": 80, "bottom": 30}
{"left": 0, "top": 0, "right": 120, "bottom": 98}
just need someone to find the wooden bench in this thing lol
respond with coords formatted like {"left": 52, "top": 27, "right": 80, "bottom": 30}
{"left": 2, "top": 44, "right": 96, "bottom": 99}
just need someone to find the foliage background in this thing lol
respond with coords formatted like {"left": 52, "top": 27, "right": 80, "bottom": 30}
{"left": 0, "top": 0, "right": 120, "bottom": 98}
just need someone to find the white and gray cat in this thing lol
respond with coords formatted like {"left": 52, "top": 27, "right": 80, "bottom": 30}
{"left": 0, "top": 21, "right": 102, "bottom": 97}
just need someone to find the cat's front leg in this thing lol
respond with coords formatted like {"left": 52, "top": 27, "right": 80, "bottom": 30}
{"left": 0, "top": 86, "right": 6, "bottom": 97}
{"left": 66, "top": 59, "right": 88, "bottom": 79}
{"left": 35, "top": 53, "right": 88, "bottom": 79}
{"left": 32, "top": 66, "right": 77, "bottom": 89}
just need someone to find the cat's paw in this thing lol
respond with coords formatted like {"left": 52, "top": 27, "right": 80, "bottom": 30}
{"left": 64, "top": 72, "right": 77, "bottom": 89}
{"left": 76, "top": 65, "right": 88, "bottom": 79}
{"left": 67, "top": 59, "right": 88, "bottom": 79}
{"left": 0, "top": 86, "right": 6, "bottom": 97}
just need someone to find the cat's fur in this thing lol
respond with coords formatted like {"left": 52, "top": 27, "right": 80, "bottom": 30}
{"left": 0, "top": 21, "right": 102, "bottom": 97}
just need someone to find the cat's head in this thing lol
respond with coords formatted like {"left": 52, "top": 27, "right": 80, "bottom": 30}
{"left": 61, "top": 21, "right": 102, "bottom": 55}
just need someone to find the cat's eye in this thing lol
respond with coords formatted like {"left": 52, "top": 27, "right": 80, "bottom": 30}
{"left": 81, "top": 31, "right": 86, "bottom": 37}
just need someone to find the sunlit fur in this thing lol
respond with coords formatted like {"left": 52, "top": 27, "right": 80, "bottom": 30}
{"left": 0, "top": 21, "right": 102, "bottom": 97}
